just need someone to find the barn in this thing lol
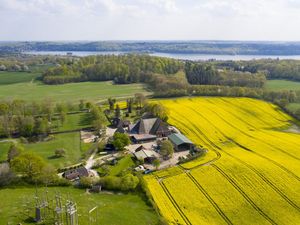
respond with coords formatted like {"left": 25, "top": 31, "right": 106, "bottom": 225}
{"left": 168, "top": 133, "right": 194, "bottom": 151}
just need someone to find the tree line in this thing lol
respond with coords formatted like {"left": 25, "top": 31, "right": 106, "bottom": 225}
{"left": 185, "top": 62, "right": 266, "bottom": 88}
{"left": 42, "top": 54, "right": 183, "bottom": 84}
{"left": 0, "top": 99, "right": 106, "bottom": 139}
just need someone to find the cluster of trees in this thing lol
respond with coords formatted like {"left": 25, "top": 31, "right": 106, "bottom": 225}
{"left": 185, "top": 62, "right": 266, "bottom": 88}
{"left": 216, "top": 59, "right": 300, "bottom": 82}
{"left": 42, "top": 54, "right": 182, "bottom": 84}
{"left": 0, "top": 143, "right": 67, "bottom": 187}
{"left": 0, "top": 99, "right": 93, "bottom": 138}
{"left": 143, "top": 103, "right": 169, "bottom": 122}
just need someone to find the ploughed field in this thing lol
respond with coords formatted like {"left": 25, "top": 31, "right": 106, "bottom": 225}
{"left": 144, "top": 97, "right": 300, "bottom": 225}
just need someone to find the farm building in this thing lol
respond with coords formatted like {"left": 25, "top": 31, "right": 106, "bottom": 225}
{"left": 131, "top": 134, "right": 157, "bottom": 143}
{"left": 63, "top": 167, "right": 89, "bottom": 180}
{"left": 133, "top": 146, "right": 156, "bottom": 163}
{"left": 129, "top": 118, "right": 171, "bottom": 137}
{"left": 168, "top": 133, "right": 194, "bottom": 151}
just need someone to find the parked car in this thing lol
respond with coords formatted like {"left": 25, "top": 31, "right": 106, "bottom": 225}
{"left": 134, "top": 165, "right": 145, "bottom": 172}
{"left": 144, "top": 169, "right": 153, "bottom": 174}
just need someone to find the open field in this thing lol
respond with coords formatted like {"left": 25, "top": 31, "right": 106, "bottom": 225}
{"left": 0, "top": 187, "right": 159, "bottom": 225}
{"left": 266, "top": 79, "right": 300, "bottom": 91}
{"left": 52, "top": 112, "right": 92, "bottom": 132}
{"left": 0, "top": 71, "right": 40, "bottom": 85}
{"left": 287, "top": 103, "right": 300, "bottom": 113}
{"left": 24, "top": 132, "right": 82, "bottom": 168}
{"left": 144, "top": 97, "right": 300, "bottom": 225}
{"left": 0, "top": 79, "right": 150, "bottom": 102}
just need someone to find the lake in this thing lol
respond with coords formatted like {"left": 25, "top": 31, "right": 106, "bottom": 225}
{"left": 24, "top": 51, "right": 300, "bottom": 61}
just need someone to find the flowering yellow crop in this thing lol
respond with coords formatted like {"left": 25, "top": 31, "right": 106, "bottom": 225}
{"left": 144, "top": 97, "right": 300, "bottom": 225}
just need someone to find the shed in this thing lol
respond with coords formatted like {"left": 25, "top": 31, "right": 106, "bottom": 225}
{"left": 168, "top": 133, "right": 194, "bottom": 151}
{"left": 63, "top": 167, "right": 89, "bottom": 180}
{"left": 134, "top": 149, "right": 156, "bottom": 163}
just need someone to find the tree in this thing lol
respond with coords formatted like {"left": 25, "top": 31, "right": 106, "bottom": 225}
{"left": 34, "top": 117, "right": 49, "bottom": 135}
{"left": 79, "top": 100, "right": 85, "bottom": 111}
{"left": 112, "top": 132, "right": 130, "bottom": 151}
{"left": 143, "top": 102, "right": 169, "bottom": 122}
{"left": 7, "top": 143, "right": 23, "bottom": 162}
{"left": 160, "top": 140, "right": 174, "bottom": 158}
{"left": 115, "top": 104, "right": 121, "bottom": 118}
{"left": 10, "top": 153, "right": 46, "bottom": 182}
{"left": 120, "top": 174, "right": 139, "bottom": 191}
{"left": 108, "top": 98, "right": 116, "bottom": 111}
{"left": 0, "top": 163, "right": 15, "bottom": 186}
{"left": 134, "top": 93, "right": 146, "bottom": 109}
{"left": 55, "top": 148, "right": 66, "bottom": 158}
{"left": 152, "top": 158, "right": 160, "bottom": 170}
{"left": 127, "top": 98, "right": 133, "bottom": 113}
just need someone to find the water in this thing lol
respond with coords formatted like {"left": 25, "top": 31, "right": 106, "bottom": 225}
{"left": 24, "top": 51, "right": 300, "bottom": 61}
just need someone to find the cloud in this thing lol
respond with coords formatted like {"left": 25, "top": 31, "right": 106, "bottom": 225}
{"left": 0, "top": 0, "right": 299, "bottom": 41}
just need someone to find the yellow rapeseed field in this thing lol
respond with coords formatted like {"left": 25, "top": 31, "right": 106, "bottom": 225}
{"left": 144, "top": 97, "right": 300, "bottom": 225}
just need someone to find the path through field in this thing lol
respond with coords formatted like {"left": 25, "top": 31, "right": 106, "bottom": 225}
{"left": 144, "top": 97, "right": 300, "bottom": 225}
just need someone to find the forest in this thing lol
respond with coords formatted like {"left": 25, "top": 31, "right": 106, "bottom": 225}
{"left": 2, "top": 41, "right": 300, "bottom": 55}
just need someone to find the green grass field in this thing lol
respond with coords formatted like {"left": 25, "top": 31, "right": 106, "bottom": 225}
{"left": 24, "top": 132, "right": 82, "bottom": 168}
{"left": 266, "top": 80, "right": 300, "bottom": 113}
{"left": 0, "top": 141, "right": 13, "bottom": 162}
{"left": 265, "top": 79, "right": 300, "bottom": 91}
{"left": 0, "top": 187, "right": 159, "bottom": 225}
{"left": 52, "top": 112, "right": 92, "bottom": 132}
{"left": 109, "top": 155, "right": 135, "bottom": 176}
{"left": 0, "top": 79, "right": 150, "bottom": 102}
{"left": 0, "top": 71, "right": 41, "bottom": 85}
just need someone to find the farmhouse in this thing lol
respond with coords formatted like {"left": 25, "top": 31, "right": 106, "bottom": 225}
{"left": 129, "top": 118, "right": 171, "bottom": 137}
{"left": 133, "top": 146, "right": 156, "bottom": 163}
{"left": 62, "top": 167, "right": 89, "bottom": 180}
{"left": 168, "top": 133, "right": 194, "bottom": 151}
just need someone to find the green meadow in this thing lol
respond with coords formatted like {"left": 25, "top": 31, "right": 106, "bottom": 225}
{"left": 0, "top": 187, "right": 159, "bottom": 225}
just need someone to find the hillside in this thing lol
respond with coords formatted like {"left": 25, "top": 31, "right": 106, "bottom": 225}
{"left": 145, "top": 97, "right": 300, "bottom": 224}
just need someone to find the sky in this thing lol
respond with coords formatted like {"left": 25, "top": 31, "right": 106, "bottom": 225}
{"left": 0, "top": 0, "right": 300, "bottom": 41}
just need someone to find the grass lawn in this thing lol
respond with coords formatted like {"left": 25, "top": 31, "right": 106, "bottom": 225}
{"left": 109, "top": 155, "right": 135, "bottom": 176}
{"left": 0, "top": 80, "right": 150, "bottom": 102}
{"left": 52, "top": 112, "right": 92, "bottom": 132}
{"left": 287, "top": 103, "right": 300, "bottom": 113}
{"left": 0, "top": 187, "right": 159, "bottom": 225}
{"left": 0, "top": 71, "right": 40, "bottom": 85}
{"left": 0, "top": 141, "right": 13, "bottom": 162}
{"left": 265, "top": 79, "right": 300, "bottom": 91}
{"left": 24, "top": 132, "right": 82, "bottom": 168}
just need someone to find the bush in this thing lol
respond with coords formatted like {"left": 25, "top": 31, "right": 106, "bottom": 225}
{"left": 99, "top": 174, "right": 139, "bottom": 191}
{"left": 79, "top": 177, "right": 98, "bottom": 189}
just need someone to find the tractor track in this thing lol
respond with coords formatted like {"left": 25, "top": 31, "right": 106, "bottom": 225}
{"left": 185, "top": 172, "right": 233, "bottom": 225}
{"left": 157, "top": 176, "right": 192, "bottom": 225}
{"left": 188, "top": 102, "right": 300, "bottom": 161}
{"left": 211, "top": 164, "right": 278, "bottom": 225}
{"left": 185, "top": 103, "right": 300, "bottom": 180}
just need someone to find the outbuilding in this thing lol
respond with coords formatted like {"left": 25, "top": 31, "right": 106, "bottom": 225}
{"left": 168, "top": 133, "right": 194, "bottom": 151}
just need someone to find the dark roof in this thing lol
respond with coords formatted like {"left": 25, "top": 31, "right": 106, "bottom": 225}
{"left": 131, "top": 134, "right": 157, "bottom": 142}
{"left": 130, "top": 118, "right": 169, "bottom": 135}
{"left": 168, "top": 133, "right": 193, "bottom": 146}
{"left": 115, "top": 126, "right": 126, "bottom": 134}
{"left": 63, "top": 167, "right": 89, "bottom": 180}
